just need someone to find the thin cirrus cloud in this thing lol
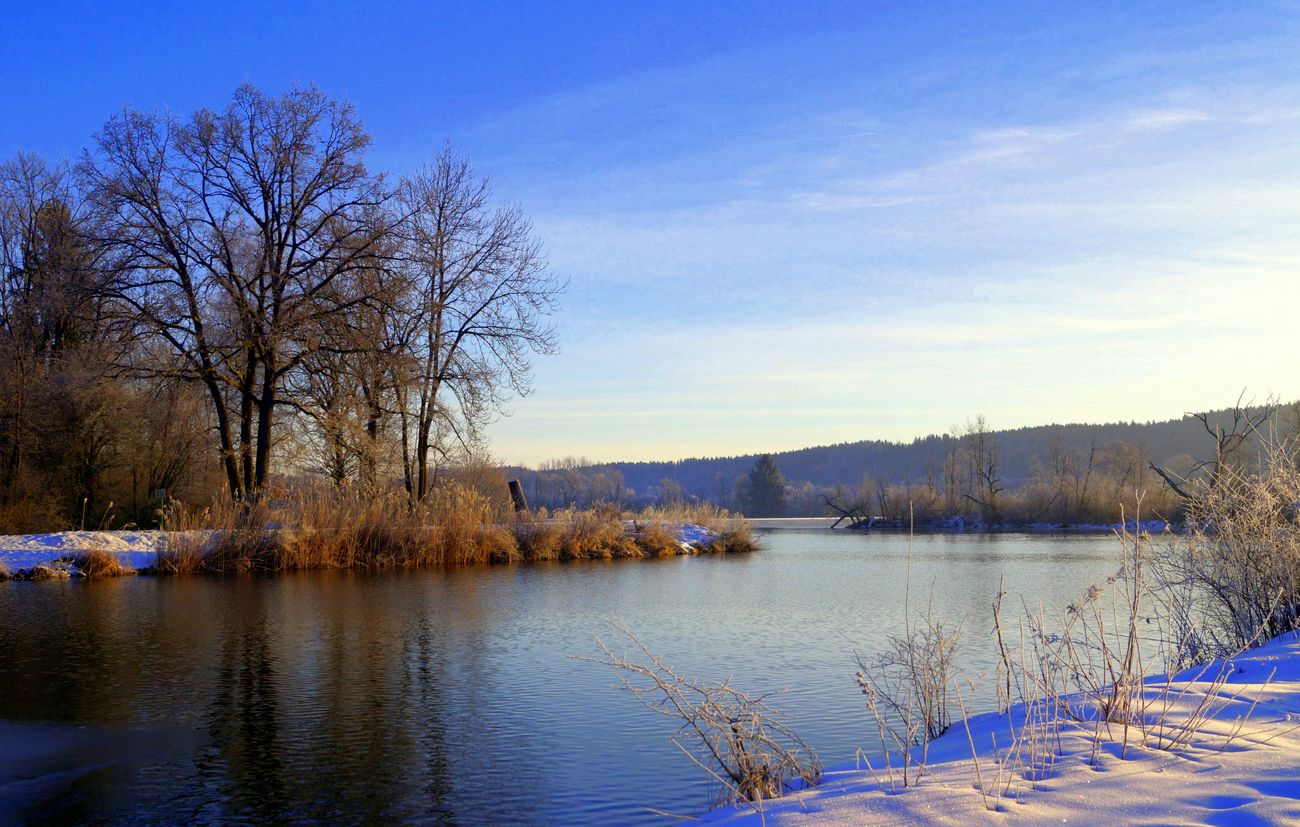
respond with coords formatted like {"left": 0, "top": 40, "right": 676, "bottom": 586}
{"left": 464, "top": 18, "right": 1300, "bottom": 465}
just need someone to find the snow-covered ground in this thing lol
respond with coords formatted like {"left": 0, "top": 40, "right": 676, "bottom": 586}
{"left": 0, "top": 531, "right": 171, "bottom": 573}
{"left": 673, "top": 522, "right": 721, "bottom": 548}
{"left": 707, "top": 634, "right": 1300, "bottom": 825}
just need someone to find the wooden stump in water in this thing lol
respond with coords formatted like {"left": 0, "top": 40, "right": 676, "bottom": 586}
{"left": 508, "top": 479, "right": 530, "bottom": 512}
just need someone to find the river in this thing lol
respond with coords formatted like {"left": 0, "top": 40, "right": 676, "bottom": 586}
{"left": 0, "top": 527, "right": 1127, "bottom": 825}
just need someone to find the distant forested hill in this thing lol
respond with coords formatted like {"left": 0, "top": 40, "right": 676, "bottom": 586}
{"left": 507, "top": 403, "right": 1296, "bottom": 513}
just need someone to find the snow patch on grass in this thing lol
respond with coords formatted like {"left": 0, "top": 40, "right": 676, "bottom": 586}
{"left": 0, "top": 530, "right": 200, "bottom": 573}
{"left": 703, "top": 633, "right": 1300, "bottom": 825}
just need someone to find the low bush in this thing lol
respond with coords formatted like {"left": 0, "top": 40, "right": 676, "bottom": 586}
{"left": 1158, "top": 448, "right": 1300, "bottom": 654}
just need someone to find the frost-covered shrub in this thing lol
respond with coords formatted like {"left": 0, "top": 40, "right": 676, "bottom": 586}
{"left": 1161, "top": 450, "right": 1300, "bottom": 653}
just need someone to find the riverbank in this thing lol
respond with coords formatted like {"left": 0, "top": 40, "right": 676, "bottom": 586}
{"left": 825, "top": 517, "right": 1173, "bottom": 534}
{"left": 0, "top": 517, "right": 753, "bottom": 579}
{"left": 707, "top": 633, "right": 1300, "bottom": 825}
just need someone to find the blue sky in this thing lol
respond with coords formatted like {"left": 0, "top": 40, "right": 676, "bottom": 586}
{"left": 4, "top": 2, "right": 1298, "bottom": 464}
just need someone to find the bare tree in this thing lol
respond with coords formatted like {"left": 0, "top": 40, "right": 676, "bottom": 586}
{"left": 83, "top": 85, "right": 389, "bottom": 498}
{"left": 941, "top": 428, "right": 961, "bottom": 515}
{"left": 289, "top": 236, "right": 411, "bottom": 489}
{"left": 395, "top": 147, "right": 561, "bottom": 500}
{"left": 0, "top": 153, "right": 115, "bottom": 512}
{"left": 1150, "top": 393, "right": 1276, "bottom": 500}
{"left": 962, "top": 415, "right": 1003, "bottom": 522}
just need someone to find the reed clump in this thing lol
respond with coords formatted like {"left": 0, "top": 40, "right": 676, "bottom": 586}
{"left": 71, "top": 547, "right": 133, "bottom": 577}
{"left": 633, "top": 521, "right": 682, "bottom": 557}
{"left": 513, "top": 505, "right": 640, "bottom": 560}
{"left": 584, "top": 625, "right": 821, "bottom": 813}
{"left": 26, "top": 564, "right": 68, "bottom": 581}
{"left": 640, "top": 501, "right": 756, "bottom": 554}
{"left": 1, "top": 553, "right": 134, "bottom": 580}
{"left": 702, "top": 525, "right": 757, "bottom": 555}
{"left": 153, "top": 484, "right": 754, "bottom": 574}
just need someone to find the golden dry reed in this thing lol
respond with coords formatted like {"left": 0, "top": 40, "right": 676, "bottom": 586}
{"left": 156, "top": 484, "right": 754, "bottom": 574}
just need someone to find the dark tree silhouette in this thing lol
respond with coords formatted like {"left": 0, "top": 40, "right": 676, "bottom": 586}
{"left": 745, "top": 454, "right": 786, "bottom": 517}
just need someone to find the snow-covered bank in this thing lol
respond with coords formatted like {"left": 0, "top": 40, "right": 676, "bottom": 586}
{"left": 706, "top": 634, "right": 1300, "bottom": 825}
{"left": 838, "top": 517, "right": 1173, "bottom": 534}
{"left": 0, "top": 523, "right": 727, "bottom": 576}
{"left": 0, "top": 531, "right": 172, "bottom": 574}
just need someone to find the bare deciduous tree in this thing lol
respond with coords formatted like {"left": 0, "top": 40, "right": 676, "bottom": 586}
{"left": 961, "top": 415, "right": 1003, "bottom": 522}
{"left": 83, "top": 84, "right": 389, "bottom": 497}
{"left": 395, "top": 148, "right": 561, "bottom": 500}
{"left": 1150, "top": 392, "right": 1276, "bottom": 501}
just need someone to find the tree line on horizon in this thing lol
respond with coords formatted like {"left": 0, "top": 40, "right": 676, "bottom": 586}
{"left": 0, "top": 84, "right": 561, "bottom": 532}
{"left": 514, "top": 402, "right": 1298, "bottom": 522}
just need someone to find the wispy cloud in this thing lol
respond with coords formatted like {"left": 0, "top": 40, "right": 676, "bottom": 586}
{"left": 468, "top": 16, "right": 1300, "bottom": 464}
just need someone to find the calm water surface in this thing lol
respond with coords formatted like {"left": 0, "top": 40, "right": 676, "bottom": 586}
{"left": 0, "top": 529, "right": 1126, "bottom": 825}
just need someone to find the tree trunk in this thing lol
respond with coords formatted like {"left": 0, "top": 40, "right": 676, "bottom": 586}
{"left": 254, "top": 365, "right": 276, "bottom": 493}
{"left": 201, "top": 375, "right": 242, "bottom": 500}
{"left": 415, "top": 422, "right": 429, "bottom": 500}
{"left": 238, "top": 346, "right": 257, "bottom": 492}
{"left": 362, "top": 380, "right": 382, "bottom": 489}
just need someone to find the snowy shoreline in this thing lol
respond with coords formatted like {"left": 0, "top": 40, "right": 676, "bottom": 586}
{"left": 0, "top": 530, "right": 177, "bottom": 574}
{"left": 834, "top": 518, "right": 1173, "bottom": 535}
{"left": 703, "top": 634, "right": 1300, "bottom": 825}
{"left": 749, "top": 516, "right": 1175, "bottom": 534}
{"left": 0, "top": 523, "right": 728, "bottom": 576}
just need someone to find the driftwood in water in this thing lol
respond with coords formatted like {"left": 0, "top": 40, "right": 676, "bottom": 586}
{"left": 824, "top": 495, "right": 872, "bottom": 530}
{"left": 823, "top": 495, "right": 908, "bottom": 531}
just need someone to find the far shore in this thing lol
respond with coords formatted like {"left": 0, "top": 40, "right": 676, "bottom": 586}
{"left": 748, "top": 516, "right": 1171, "bottom": 534}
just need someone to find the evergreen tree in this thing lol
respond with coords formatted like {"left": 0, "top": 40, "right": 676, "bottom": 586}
{"left": 745, "top": 454, "right": 786, "bottom": 517}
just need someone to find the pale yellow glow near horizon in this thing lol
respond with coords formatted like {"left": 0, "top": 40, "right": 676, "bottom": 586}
{"left": 481, "top": 60, "right": 1300, "bottom": 468}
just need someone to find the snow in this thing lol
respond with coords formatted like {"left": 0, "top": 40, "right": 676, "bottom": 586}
{"left": 0, "top": 530, "right": 179, "bottom": 573}
{"left": 674, "top": 523, "right": 720, "bottom": 548}
{"left": 704, "top": 633, "right": 1300, "bottom": 825}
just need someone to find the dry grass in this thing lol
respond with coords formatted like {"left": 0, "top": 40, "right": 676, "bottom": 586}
{"left": 633, "top": 521, "right": 682, "bottom": 557}
{"left": 0, "top": 496, "right": 68, "bottom": 535}
{"left": 1159, "top": 446, "right": 1300, "bottom": 653}
{"left": 841, "top": 494, "right": 1282, "bottom": 812}
{"left": 151, "top": 484, "right": 755, "bottom": 574}
{"left": 961, "top": 501, "right": 1279, "bottom": 809}
{"left": 515, "top": 505, "right": 642, "bottom": 561}
{"left": 852, "top": 513, "right": 961, "bottom": 791}
{"left": 72, "top": 547, "right": 133, "bottom": 577}
{"left": 584, "top": 625, "right": 821, "bottom": 813}
{"left": 25, "top": 564, "right": 69, "bottom": 580}
{"left": 159, "top": 498, "right": 282, "bottom": 573}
